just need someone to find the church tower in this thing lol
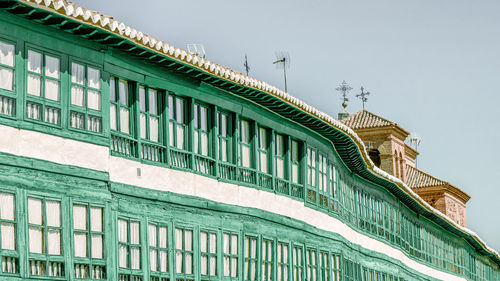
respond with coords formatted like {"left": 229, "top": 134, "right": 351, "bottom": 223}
{"left": 341, "top": 110, "right": 470, "bottom": 227}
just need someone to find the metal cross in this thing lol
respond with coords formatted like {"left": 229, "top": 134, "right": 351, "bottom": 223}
{"left": 356, "top": 86, "right": 370, "bottom": 109}
{"left": 335, "top": 80, "right": 352, "bottom": 109}
{"left": 244, "top": 54, "right": 250, "bottom": 76}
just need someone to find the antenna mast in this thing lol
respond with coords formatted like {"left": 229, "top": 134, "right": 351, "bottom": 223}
{"left": 273, "top": 51, "right": 290, "bottom": 93}
{"left": 244, "top": 54, "right": 250, "bottom": 76}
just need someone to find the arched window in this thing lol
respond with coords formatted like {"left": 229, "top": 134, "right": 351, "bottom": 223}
{"left": 394, "top": 150, "right": 399, "bottom": 178}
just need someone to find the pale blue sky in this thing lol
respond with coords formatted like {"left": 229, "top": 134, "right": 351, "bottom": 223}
{"left": 71, "top": 0, "right": 500, "bottom": 251}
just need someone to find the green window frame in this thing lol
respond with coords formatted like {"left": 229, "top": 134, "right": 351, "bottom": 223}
{"left": 194, "top": 103, "right": 211, "bottom": 157}
{"left": 27, "top": 196, "right": 64, "bottom": 278}
{"left": 148, "top": 223, "right": 170, "bottom": 279}
{"left": 290, "top": 140, "right": 301, "bottom": 184}
{"left": 307, "top": 148, "right": 317, "bottom": 187}
{"left": 25, "top": 47, "right": 62, "bottom": 126}
{"left": 239, "top": 119, "right": 253, "bottom": 168}
{"left": 244, "top": 235, "right": 258, "bottom": 281}
{"left": 317, "top": 154, "right": 328, "bottom": 208}
{"left": 329, "top": 163, "right": 338, "bottom": 212}
{"left": 110, "top": 77, "right": 132, "bottom": 135}
{"left": 69, "top": 60, "right": 102, "bottom": 133}
{"left": 277, "top": 242, "right": 289, "bottom": 281}
{"left": 200, "top": 230, "right": 217, "bottom": 279}
{"left": 223, "top": 232, "right": 239, "bottom": 278}
{"left": 292, "top": 245, "right": 304, "bottom": 281}
{"left": 275, "top": 134, "right": 286, "bottom": 179}
{"left": 0, "top": 191, "right": 17, "bottom": 275}
{"left": 139, "top": 85, "right": 161, "bottom": 142}
{"left": 318, "top": 251, "right": 328, "bottom": 281}
{"left": 0, "top": 39, "right": 16, "bottom": 117}
{"left": 168, "top": 94, "right": 188, "bottom": 150}
{"left": 117, "top": 217, "right": 142, "bottom": 279}
{"left": 305, "top": 248, "right": 317, "bottom": 281}
{"left": 72, "top": 203, "right": 105, "bottom": 280}
{"left": 331, "top": 253, "right": 341, "bottom": 281}
{"left": 217, "top": 111, "right": 232, "bottom": 163}
{"left": 174, "top": 227, "right": 194, "bottom": 280}
{"left": 262, "top": 238, "right": 274, "bottom": 281}
{"left": 258, "top": 127, "right": 271, "bottom": 174}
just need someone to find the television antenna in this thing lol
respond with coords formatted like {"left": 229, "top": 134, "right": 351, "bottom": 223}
{"left": 356, "top": 86, "right": 370, "bottom": 109}
{"left": 244, "top": 54, "right": 250, "bottom": 76}
{"left": 273, "top": 51, "right": 291, "bottom": 92}
{"left": 187, "top": 44, "right": 206, "bottom": 58}
{"left": 409, "top": 133, "right": 422, "bottom": 169}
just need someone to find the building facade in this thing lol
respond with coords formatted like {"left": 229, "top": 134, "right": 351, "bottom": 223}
{"left": 340, "top": 110, "right": 470, "bottom": 227}
{"left": 0, "top": 1, "right": 499, "bottom": 281}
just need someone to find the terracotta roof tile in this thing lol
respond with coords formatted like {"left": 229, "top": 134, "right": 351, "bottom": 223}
{"left": 405, "top": 165, "right": 447, "bottom": 188}
{"left": 340, "top": 110, "right": 394, "bottom": 129}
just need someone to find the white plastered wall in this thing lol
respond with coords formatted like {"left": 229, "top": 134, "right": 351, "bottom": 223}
{"left": 0, "top": 125, "right": 466, "bottom": 280}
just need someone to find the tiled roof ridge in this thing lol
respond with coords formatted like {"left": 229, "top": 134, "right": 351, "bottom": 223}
{"left": 405, "top": 164, "right": 448, "bottom": 188}
{"left": 341, "top": 109, "right": 396, "bottom": 129}
{"left": 17, "top": 0, "right": 500, "bottom": 261}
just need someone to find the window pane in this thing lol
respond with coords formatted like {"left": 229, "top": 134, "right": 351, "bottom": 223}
{"left": 29, "top": 226, "right": 43, "bottom": 253}
{"left": 88, "top": 90, "right": 101, "bottom": 110}
{"left": 159, "top": 226, "right": 168, "bottom": 247}
{"left": 28, "top": 50, "right": 42, "bottom": 73}
{"left": 45, "top": 55, "right": 59, "bottom": 79}
{"left": 119, "top": 244, "right": 128, "bottom": 268}
{"left": 140, "top": 113, "right": 147, "bottom": 139}
{"left": 130, "top": 221, "right": 140, "bottom": 244}
{"left": 200, "top": 106, "right": 208, "bottom": 131}
{"left": 118, "top": 219, "right": 128, "bottom": 243}
{"left": 92, "top": 234, "right": 103, "bottom": 259}
{"left": 0, "top": 67, "right": 13, "bottom": 91}
{"left": 71, "top": 85, "right": 85, "bottom": 106}
{"left": 131, "top": 247, "right": 141, "bottom": 269}
{"left": 28, "top": 198, "right": 42, "bottom": 225}
{"left": 260, "top": 152, "right": 267, "bottom": 173}
{"left": 176, "top": 125, "right": 184, "bottom": 149}
{"left": 259, "top": 128, "right": 267, "bottom": 149}
{"left": 87, "top": 67, "right": 100, "bottom": 89}
{"left": 242, "top": 145, "right": 250, "bottom": 167}
{"left": 90, "top": 207, "right": 103, "bottom": 232}
{"left": 168, "top": 96, "right": 174, "bottom": 119}
{"left": 150, "top": 249, "right": 158, "bottom": 271}
{"left": 118, "top": 80, "right": 128, "bottom": 106}
{"left": 110, "top": 77, "right": 116, "bottom": 101}
{"left": 150, "top": 116, "right": 159, "bottom": 142}
{"left": 241, "top": 120, "right": 250, "bottom": 143}
{"left": 1, "top": 223, "right": 15, "bottom": 250}
{"left": 149, "top": 89, "right": 158, "bottom": 114}
{"left": 71, "top": 62, "right": 85, "bottom": 85}
{"left": 74, "top": 233, "right": 88, "bottom": 257}
{"left": 221, "top": 114, "right": 227, "bottom": 137}
{"left": 149, "top": 224, "right": 157, "bottom": 247}
{"left": 27, "top": 74, "right": 41, "bottom": 96}
{"left": 0, "top": 192, "right": 15, "bottom": 220}
{"left": 185, "top": 230, "right": 193, "bottom": 251}
{"left": 73, "top": 205, "right": 87, "bottom": 230}
{"left": 194, "top": 104, "right": 199, "bottom": 129}
{"left": 139, "top": 86, "right": 146, "bottom": 111}
{"left": 46, "top": 201, "right": 60, "bottom": 227}
{"left": 200, "top": 231, "right": 207, "bottom": 252}
{"left": 120, "top": 107, "right": 130, "bottom": 134}
{"left": 45, "top": 79, "right": 60, "bottom": 101}
{"left": 48, "top": 229, "right": 61, "bottom": 255}
{"left": 176, "top": 98, "right": 184, "bottom": 123}
{"left": 0, "top": 41, "right": 14, "bottom": 67}
{"left": 110, "top": 104, "right": 117, "bottom": 131}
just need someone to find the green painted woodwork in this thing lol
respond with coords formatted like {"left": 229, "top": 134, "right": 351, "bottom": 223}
{"left": 0, "top": 2, "right": 499, "bottom": 280}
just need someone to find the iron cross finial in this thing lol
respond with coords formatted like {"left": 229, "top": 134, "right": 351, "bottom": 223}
{"left": 336, "top": 80, "right": 352, "bottom": 109}
{"left": 356, "top": 86, "right": 370, "bottom": 109}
